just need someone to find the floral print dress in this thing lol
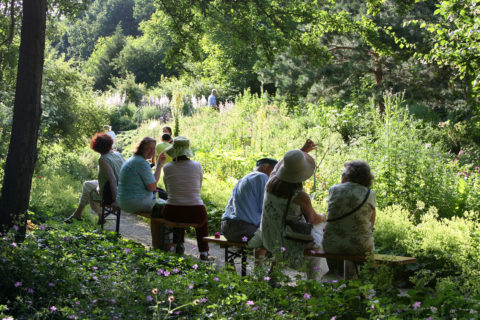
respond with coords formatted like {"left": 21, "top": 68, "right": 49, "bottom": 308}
{"left": 322, "top": 182, "right": 376, "bottom": 255}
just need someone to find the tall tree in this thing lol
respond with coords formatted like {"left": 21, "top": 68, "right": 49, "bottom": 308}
{"left": 0, "top": 0, "right": 47, "bottom": 236}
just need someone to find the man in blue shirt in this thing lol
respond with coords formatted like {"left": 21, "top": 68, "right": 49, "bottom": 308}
{"left": 221, "top": 158, "right": 278, "bottom": 242}
{"left": 208, "top": 89, "right": 217, "bottom": 110}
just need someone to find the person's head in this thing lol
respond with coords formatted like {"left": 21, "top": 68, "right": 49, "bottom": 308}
{"left": 211, "top": 89, "right": 217, "bottom": 96}
{"left": 133, "top": 137, "right": 156, "bottom": 159}
{"left": 103, "top": 125, "right": 111, "bottom": 131}
{"left": 165, "top": 136, "right": 193, "bottom": 160}
{"left": 161, "top": 133, "right": 172, "bottom": 143}
{"left": 162, "top": 126, "right": 172, "bottom": 136}
{"left": 90, "top": 133, "right": 114, "bottom": 154}
{"left": 341, "top": 160, "right": 374, "bottom": 187}
{"left": 255, "top": 158, "right": 278, "bottom": 177}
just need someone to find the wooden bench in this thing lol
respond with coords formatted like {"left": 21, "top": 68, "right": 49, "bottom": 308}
{"left": 204, "top": 235, "right": 250, "bottom": 275}
{"left": 204, "top": 236, "right": 417, "bottom": 278}
{"left": 138, "top": 212, "right": 200, "bottom": 253}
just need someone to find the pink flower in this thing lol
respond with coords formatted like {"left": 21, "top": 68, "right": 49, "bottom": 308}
{"left": 459, "top": 150, "right": 465, "bottom": 155}
{"left": 413, "top": 301, "right": 421, "bottom": 310}
{"left": 330, "top": 317, "right": 337, "bottom": 320}
{"left": 157, "top": 269, "right": 164, "bottom": 275}
{"left": 214, "top": 232, "right": 221, "bottom": 239}
{"left": 425, "top": 143, "right": 431, "bottom": 149}
{"left": 310, "top": 249, "right": 316, "bottom": 255}
{"left": 11, "top": 242, "right": 17, "bottom": 247}
{"left": 242, "top": 236, "right": 248, "bottom": 242}
{"left": 48, "top": 282, "right": 55, "bottom": 287}
{"left": 264, "top": 276, "right": 271, "bottom": 281}
{"left": 163, "top": 271, "right": 170, "bottom": 277}
{"left": 246, "top": 300, "right": 255, "bottom": 306}
{"left": 14, "top": 282, "right": 22, "bottom": 288}
{"left": 192, "top": 264, "right": 198, "bottom": 270}
{"left": 50, "top": 306, "right": 57, "bottom": 313}
{"left": 304, "top": 293, "right": 311, "bottom": 300}
{"left": 172, "top": 268, "right": 179, "bottom": 273}
{"left": 188, "top": 285, "right": 194, "bottom": 290}
{"left": 278, "top": 310, "right": 284, "bottom": 315}
{"left": 213, "top": 277, "right": 219, "bottom": 281}
{"left": 280, "top": 246, "right": 286, "bottom": 252}
{"left": 124, "top": 248, "right": 132, "bottom": 254}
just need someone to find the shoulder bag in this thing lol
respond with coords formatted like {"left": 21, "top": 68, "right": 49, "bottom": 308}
{"left": 326, "top": 188, "right": 370, "bottom": 222}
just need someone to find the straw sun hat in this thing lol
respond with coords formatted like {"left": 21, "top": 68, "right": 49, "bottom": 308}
{"left": 276, "top": 149, "right": 315, "bottom": 183}
{"left": 165, "top": 136, "right": 194, "bottom": 159}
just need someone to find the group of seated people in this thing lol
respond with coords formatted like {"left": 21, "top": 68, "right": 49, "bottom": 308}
{"left": 67, "top": 128, "right": 376, "bottom": 272}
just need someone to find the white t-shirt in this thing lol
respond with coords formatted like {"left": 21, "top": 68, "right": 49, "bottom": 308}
{"left": 106, "top": 131, "right": 116, "bottom": 146}
{"left": 163, "top": 160, "right": 203, "bottom": 206}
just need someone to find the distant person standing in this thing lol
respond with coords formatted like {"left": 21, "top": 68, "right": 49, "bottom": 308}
{"left": 208, "top": 89, "right": 217, "bottom": 110}
{"left": 104, "top": 125, "right": 116, "bottom": 148}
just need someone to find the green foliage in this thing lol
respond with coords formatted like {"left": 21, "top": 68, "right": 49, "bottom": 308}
{"left": 110, "top": 73, "right": 146, "bottom": 106}
{"left": 1, "top": 222, "right": 480, "bottom": 319}
{"left": 84, "top": 24, "right": 126, "bottom": 91}
{"left": 40, "top": 48, "right": 107, "bottom": 148}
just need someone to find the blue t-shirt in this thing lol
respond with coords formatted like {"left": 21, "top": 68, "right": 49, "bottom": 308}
{"left": 208, "top": 94, "right": 216, "bottom": 107}
{"left": 117, "top": 155, "right": 156, "bottom": 202}
{"left": 222, "top": 171, "right": 269, "bottom": 227}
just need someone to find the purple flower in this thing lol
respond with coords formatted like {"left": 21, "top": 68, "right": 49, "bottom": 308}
{"left": 91, "top": 299, "right": 97, "bottom": 303}
{"left": 146, "top": 295, "right": 154, "bottom": 302}
{"left": 124, "top": 248, "right": 132, "bottom": 254}
{"left": 188, "top": 285, "right": 194, "bottom": 290}
{"left": 426, "top": 317, "right": 434, "bottom": 320}
{"left": 63, "top": 236, "right": 70, "bottom": 242}
{"left": 304, "top": 293, "right": 311, "bottom": 301}
{"left": 27, "top": 288, "right": 34, "bottom": 294}
{"left": 172, "top": 268, "right": 179, "bottom": 273}
{"left": 102, "top": 275, "right": 108, "bottom": 279}
{"left": 48, "top": 282, "right": 55, "bottom": 287}
{"left": 278, "top": 310, "right": 284, "bottom": 315}
{"left": 246, "top": 300, "right": 255, "bottom": 306}
{"left": 166, "top": 289, "right": 174, "bottom": 294}
{"left": 192, "top": 264, "right": 198, "bottom": 270}
{"left": 192, "top": 246, "right": 198, "bottom": 251}
{"left": 13, "top": 225, "right": 19, "bottom": 231}
{"left": 75, "top": 301, "right": 80, "bottom": 305}
{"left": 425, "top": 143, "right": 431, "bottom": 149}
{"left": 0, "top": 232, "right": 3, "bottom": 237}
{"left": 39, "top": 225, "right": 46, "bottom": 230}
{"left": 313, "top": 266, "right": 320, "bottom": 272}
{"left": 330, "top": 317, "right": 337, "bottom": 320}
{"left": 14, "top": 282, "right": 22, "bottom": 288}
{"left": 92, "top": 276, "right": 98, "bottom": 281}
{"left": 50, "top": 306, "right": 57, "bottom": 313}
{"left": 264, "top": 276, "right": 271, "bottom": 281}
{"left": 213, "top": 277, "right": 219, "bottom": 281}
{"left": 252, "top": 306, "right": 259, "bottom": 311}
{"left": 242, "top": 236, "right": 248, "bottom": 242}
{"left": 174, "top": 311, "right": 181, "bottom": 315}
{"left": 68, "top": 316, "right": 77, "bottom": 319}
{"left": 92, "top": 266, "right": 98, "bottom": 270}
{"left": 371, "top": 305, "right": 375, "bottom": 310}
{"left": 200, "top": 298, "right": 207, "bottom": 303}
{"left": 11, "top": 242, "right": 17, "bottom": 247}
{"left": 413, "top": 301, "right": 421, "bottom": 310}
{"left": 280, "top": 246, "right": 286, "bottom": 252}
{"left": 310, "top": 249, "right": 316, "bottom": 255}
{"left": 2, "top": 317, "right": 14, "bottom": 320}
{"left": 110, "top": 299, "right": 117, "bottom": 304}
{"left": 157, "top": 269, "right": 164, "bottom": 275}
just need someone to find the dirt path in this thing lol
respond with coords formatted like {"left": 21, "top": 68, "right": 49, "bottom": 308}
{"left": 102, "top": 211, "right": 311, "bottom": 279}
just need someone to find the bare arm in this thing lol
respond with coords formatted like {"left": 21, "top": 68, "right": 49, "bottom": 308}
{"left": 99, "top": 158, "right": 118, "bottom": 201}
{"left": 146, "top": 153, "right": 166, "bottom": 192}
{"left": 293, "top": 191, "right": 326, "bottom": 225}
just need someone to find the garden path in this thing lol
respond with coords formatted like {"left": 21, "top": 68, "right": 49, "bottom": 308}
{"left": 102, "top": 211, "right": 309, "bottom": 279}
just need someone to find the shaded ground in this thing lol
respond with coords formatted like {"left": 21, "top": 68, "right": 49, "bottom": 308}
{"left": 102, "top": 211, "right": 313, "bottom": 280}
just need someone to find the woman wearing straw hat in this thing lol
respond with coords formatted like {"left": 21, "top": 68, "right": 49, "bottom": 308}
{"left": 162, "top": 136, "right": 211, "bottom": 260}
{"left": 252, "top": 141, "right": 326, "bottom": 275}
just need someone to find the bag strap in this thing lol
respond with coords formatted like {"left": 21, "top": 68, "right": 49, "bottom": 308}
{"left": 281, "top": 195, "right": 293, "bottom": 231}
{"left": 327, "top": 188, "right": 370, "bottom": 222}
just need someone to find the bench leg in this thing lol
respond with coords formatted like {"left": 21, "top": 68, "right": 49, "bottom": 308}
{"left": 240, "top": 248, "right": 247, "bottom": 276}
{"left": 115, "top": 208, "right": 121, "bottom": 234}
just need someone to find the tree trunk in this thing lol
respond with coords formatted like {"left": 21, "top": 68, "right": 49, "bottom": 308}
{"left": 0, "top": 0, "right": 47, "bottom": 237}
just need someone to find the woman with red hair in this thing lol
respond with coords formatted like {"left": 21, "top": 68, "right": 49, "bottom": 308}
{"left": 65, "top": 132, "right": 125, "bottom": 223}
